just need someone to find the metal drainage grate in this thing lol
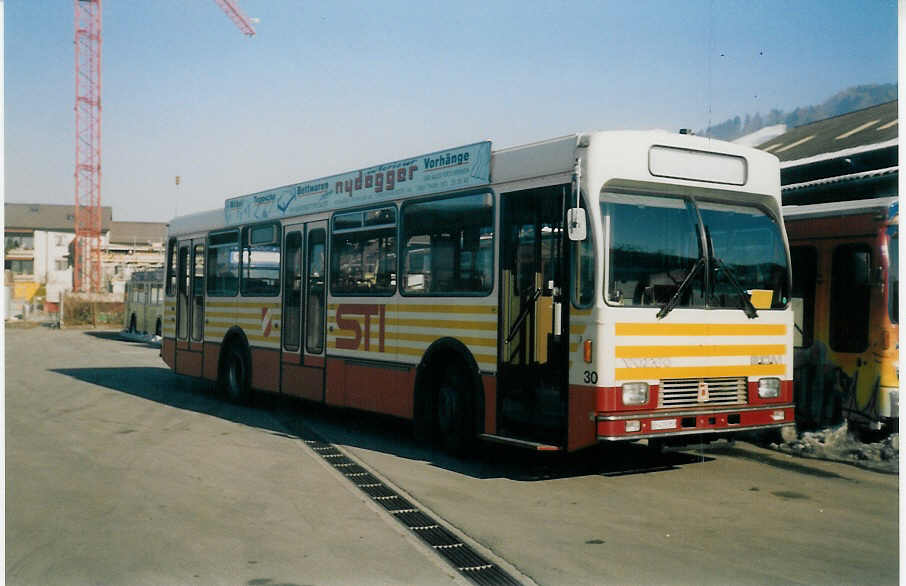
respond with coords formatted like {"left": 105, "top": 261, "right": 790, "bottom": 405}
{"left": 301, "top": 436, "right": 524, "bottom": 585}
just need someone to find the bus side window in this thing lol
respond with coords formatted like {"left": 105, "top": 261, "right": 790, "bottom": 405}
{"left": 283, "top": 231, "right": 303, "bottom": 352}
{"left": 241, "top": 223, "right": 281, "bottom": 297}
{"left": 331, "top": 207, "right": 396, "bottom": 296}
{"left": 400, "top": 192, "right": 494, "bottom": 295}
{"left": 790, "top": 246, "right": 817, "bottom": 348}
{"left": 176, "top": 245, "right": 189, "bottom": 339}
{"left": 165, "top": 238, "right": 177, "bottom": 296}
{"left": 192, "top": 243, "right": 205, "bottom": 342}
{"left": 206, "top": 230, "right": 240, "bottom": 297}
{"left": 306, "top": 228, "right": 326, "bottom": 353}
{"left": 573, "top": 200, "right": 594, "bottom": 307}
{"left": 830, "top": 243, "right": 871, "bottom": 353}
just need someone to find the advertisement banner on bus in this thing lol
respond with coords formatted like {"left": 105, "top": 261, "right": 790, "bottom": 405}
{"left": 225, "top": 141, "right": 492, "bottom": 224}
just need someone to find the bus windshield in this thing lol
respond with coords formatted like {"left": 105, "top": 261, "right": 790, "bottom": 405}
{"left": 602, "top": 190, "right": 789, "bottom": 311}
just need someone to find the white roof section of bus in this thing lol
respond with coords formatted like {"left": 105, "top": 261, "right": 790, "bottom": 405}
{"left": 167, "top": 208, "right": 226, "bottom": 238}
{"left": 491, "top": 130, "right": 780, "bottom": 200}
{"left": 491, "top": 134, "right": 580, "bottom": 184}
{"left": 782, "top": 196, "right": 898, "bottom": 220}
{"left": 581, "top": 130, "right": 781, "bottom": 202}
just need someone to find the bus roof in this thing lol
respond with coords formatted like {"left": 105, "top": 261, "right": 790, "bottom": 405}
{"left": 166, "top": 130, "right": 779, "bottom": 233}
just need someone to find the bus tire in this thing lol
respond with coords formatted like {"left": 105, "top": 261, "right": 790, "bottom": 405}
{"left": 219, "top": 344, "right": 251, "bottom": 404}
{"left": 128, "top": 314, "right": 137, "bottom": 333}
{"left": 436, "top": 363, "right": 474, "bottom": 456}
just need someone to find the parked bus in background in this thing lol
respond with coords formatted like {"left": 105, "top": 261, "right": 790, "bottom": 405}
{"left": 162, "top": 131, "right": 794, "bottom": 454}
{"left": 784, "top": 197, "right": 898, "bottom": 436}
{"left": 124, "top": 269, "right": 164, "bottom": 337}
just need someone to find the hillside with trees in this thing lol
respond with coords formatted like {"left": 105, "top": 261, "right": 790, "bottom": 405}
{"left": 700, "top": 83, "right": 897, "bottom": 141}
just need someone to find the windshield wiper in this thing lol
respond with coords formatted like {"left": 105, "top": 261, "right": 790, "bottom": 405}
{"left": 711, "top": 255, "right": 759, "bottom": 319}
{"left": 657, "top": 257, "right": 705, "bottom": 319}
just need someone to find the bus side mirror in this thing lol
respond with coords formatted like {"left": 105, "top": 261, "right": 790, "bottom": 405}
{"left": 567, "top": 208, "right": 587, "bottom": 241}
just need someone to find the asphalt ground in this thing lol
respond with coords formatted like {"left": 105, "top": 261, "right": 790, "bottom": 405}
{"left": 5, "top": 327, "right": 900, "bottom": 585}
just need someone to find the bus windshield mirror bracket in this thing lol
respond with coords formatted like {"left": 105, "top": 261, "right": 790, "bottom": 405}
{"left": 657, "top": 256, "right": 705, "bottom": 319}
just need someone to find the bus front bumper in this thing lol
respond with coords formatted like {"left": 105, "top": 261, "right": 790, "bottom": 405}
{"left": 596, "top": 404, "right": 795, "bottom": 442}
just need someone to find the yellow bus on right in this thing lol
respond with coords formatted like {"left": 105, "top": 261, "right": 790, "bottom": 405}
{"left": 761, "top": 99, "right": 898, "bottom": 437}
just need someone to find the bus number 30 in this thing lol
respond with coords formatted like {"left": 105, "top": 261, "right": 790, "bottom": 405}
{"left": 583, "top": 371, "right": 598, "bottom": 384}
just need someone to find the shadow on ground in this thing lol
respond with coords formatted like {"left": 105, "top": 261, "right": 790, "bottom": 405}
{"left": 52, "top": 363, "right": 722, "bottom": 480}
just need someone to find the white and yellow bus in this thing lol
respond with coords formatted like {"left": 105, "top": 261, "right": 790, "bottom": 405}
{"left": 162, "top": 131, "right": 793, "bottom": 453}
{"left": 124, "top": 268, "right": 164, "bottom": 337}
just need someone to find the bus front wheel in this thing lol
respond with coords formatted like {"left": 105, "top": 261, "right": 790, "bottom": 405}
{"left": 436, "top": 365, "right": 473, "bottom": 456}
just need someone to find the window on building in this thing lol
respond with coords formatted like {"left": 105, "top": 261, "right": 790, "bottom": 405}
{"left": 241, "top": 223, "right": 280, "bottom": 297}
{"left": 331, "top": 207, "right": 397, "bottom": 296}
{"left": 400, "top": 193, "right": 493, "bottom": 296}
{"left": 206, "top": 230, "right": 239, "bottom": 297}
{"left": 5, "top": 232, "right": 34, "bottom": 251}
{"left": 55, "top": 259, "right": 70, "bottom": 271}
{"left": 6, "top": 259, "right": 34, "bottom": 275}
{"left": 830, "top": 243, "right": 871, "bottom": 353}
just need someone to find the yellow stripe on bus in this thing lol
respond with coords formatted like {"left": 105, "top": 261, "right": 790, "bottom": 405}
{"left": 615, "top": 344, "right": 787, "bottom": 358}
{"left": 615, "top": 363, "right": 786, "bottom": 380}
{"left": 615, "top": 323, "right": 786, "bottom": 337}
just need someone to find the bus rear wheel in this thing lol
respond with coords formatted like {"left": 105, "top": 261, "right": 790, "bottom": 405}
{"left": 219, "top": 345, "right": 251, "bottom": 404}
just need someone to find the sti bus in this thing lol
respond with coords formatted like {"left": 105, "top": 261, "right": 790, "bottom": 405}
{"left": 162, "top": 131, "right": 794, "bottom": 454}
{"left": 784, "top": 197, "right": 898, "bottom": 436}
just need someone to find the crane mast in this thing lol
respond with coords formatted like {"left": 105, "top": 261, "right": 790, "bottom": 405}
{"left": 73, "top": 0, "right": 102, "bottom": 293}
{"left": 212, "top": 0, "right": 257, "bottom": 36}
{"left": 71, "top": 0, "right": 253, "bottom": 293}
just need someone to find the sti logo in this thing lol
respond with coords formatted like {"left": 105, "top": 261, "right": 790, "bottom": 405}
{"left": 334, "top": 304, "right": 386, "bottom": 352}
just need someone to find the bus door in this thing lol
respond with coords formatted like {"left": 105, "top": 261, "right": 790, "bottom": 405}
{"left": 175, "top": 238, "right": 205, "bottom": 377}
{"left": 280, "top": 221, "right": 328, "bottom": 401}
{"left": 498, "top": 185, "right": 570, "bottom": 445}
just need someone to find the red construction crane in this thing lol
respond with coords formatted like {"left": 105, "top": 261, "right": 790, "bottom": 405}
{"left": 72, "top": 0, "right": 254, "bottom": 293}
{"left": 212, "top": 0, "right": 258, "bottom": 36}
{"left": 73, "top": 0, "right": 102, "bottom": 293}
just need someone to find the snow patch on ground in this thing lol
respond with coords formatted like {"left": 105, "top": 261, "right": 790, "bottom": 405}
{"left": 771, "top": 423, "right": 898, "bottom": 474}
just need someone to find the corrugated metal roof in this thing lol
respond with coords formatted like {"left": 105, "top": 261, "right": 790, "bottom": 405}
{"left": 5, "top": 203, "right": 113, "bottom": 232}
{"left": 782, "top": 166, "right": 898, "bottom": 192}
{"left": 783, "top": 196, "right": 897, "bottom": 220}
{"left": 758, "top": 100, "right": 897, "bottom": 162}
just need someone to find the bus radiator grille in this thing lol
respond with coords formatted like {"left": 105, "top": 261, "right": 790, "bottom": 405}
{"left": 658, "top": 377, "right": 747, "bottom": 408}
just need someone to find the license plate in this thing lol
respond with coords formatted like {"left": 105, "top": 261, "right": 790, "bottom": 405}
{"left": 651, "top": 418, "right": 677, "bottom": 431}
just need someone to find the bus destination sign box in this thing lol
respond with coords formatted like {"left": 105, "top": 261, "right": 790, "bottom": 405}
{"left": 225, "top": 141, "right": 492, "bottom": 224}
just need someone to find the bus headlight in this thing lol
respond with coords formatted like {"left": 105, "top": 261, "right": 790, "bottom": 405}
{"left": 622, "top": 382, "right": 649, "bottom": 405}
{"left": 758, "top": 377, "right": 781, "bottom": 398}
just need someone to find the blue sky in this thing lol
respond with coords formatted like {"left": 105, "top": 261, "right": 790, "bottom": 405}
{"left": 5, "top": 0, "right": 898, "bottom": 222}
